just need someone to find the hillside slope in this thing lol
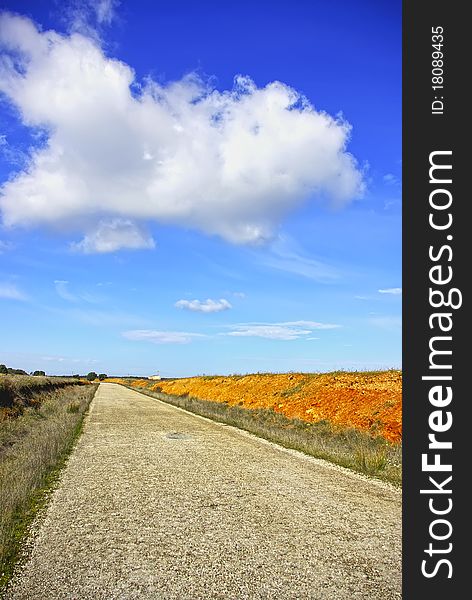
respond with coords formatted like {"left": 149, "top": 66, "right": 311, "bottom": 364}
{"left": 113, "top": 371, "right": 402, "bottom": 443}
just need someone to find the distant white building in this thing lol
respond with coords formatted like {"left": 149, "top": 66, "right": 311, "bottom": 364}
{"left": 149, "top": 374, "right": 161, "bottom": 380}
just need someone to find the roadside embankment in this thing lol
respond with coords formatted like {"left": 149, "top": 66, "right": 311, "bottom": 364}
{"left": 0, "top": 376, "right": 97, "bottom": 589}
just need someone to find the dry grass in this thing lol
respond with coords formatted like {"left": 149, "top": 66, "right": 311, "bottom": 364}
{"left": 108, "top": 370, "right": 402, "bottom": 443}
{"left": 0, "top": 380, "right": 97, "bottom": 588}
{"left": 120, "top": 384, "right": 402, "bottom": 486}
{"left": 0, "top": 375, "right": 88, "bottom": 420}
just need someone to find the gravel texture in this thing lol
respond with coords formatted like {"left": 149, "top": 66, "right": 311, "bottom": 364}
{"left": 6, "top": 383, "right": 401, "bottom": 599}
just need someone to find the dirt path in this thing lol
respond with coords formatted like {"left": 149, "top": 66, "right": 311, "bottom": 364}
{"left": 6, "top": 383, "right": 401, "bottom": 599}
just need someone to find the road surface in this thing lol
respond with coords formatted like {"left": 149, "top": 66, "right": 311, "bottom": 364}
{"left": 6, "top": 383, "right": 401, "bottom": 599}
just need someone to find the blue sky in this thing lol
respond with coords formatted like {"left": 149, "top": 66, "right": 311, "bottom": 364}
{"left": 0, "top": 0, "right": 401, "bottom": 377}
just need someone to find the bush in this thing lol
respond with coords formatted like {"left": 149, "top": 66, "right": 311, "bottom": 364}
{"left": 6, "top": 369, "right": 27, "bottom": 375}
{"left": 32, "top": 370, "right": 46, "bottom": 377}
{"left": 98, "top": 373, "right": 108, "bottom": 381}
{"left": 86, "top": 372, "right": 98, "bottom": 382}
{"left": 0, "top": 365, "right": 7, "bottom": 375}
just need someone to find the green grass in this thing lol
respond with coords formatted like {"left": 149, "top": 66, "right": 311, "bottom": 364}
{"left": 121, "top": 384, "right": 401, "bottom": 487}
{"left": 0, "top": 381, "right": 98, "bottom": 590}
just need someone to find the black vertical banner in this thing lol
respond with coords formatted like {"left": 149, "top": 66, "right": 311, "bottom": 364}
{"left": 403, "top": 1, "right": 466, "bottom": 598}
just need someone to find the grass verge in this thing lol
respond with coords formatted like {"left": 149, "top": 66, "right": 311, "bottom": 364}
{"left": 121, "top": 384, "right": 401, "bottom": 487}
{"left": 0, "top": 381, "right": 98, "bottom": 590}
{"left": 0, "top": 375, "right": 87, "bottom": 419}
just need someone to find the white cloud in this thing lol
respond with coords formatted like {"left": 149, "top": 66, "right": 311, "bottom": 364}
{"left": 42, "top": 355, "right": 66, "bottom": 362}
{"left": 0, "top": 13, "right": 364, "bottom": 248}
{"left": 54, "top": 280, "right": 105, "bottom": 303}
{"left": 62, "top": 0, "right": 119, "bottom": 37}
{"left": 54, "top": 280, "right": 77, "bottom": 302}
{"left": 282, "top": 320, "right": 341, "bottom": 329}
{"left": 383, "top": 173, "right": 399, "bottom": 186}
{"left": 123, "top": 330, "right": 205, "bottom": 344}
{"left": 383, "top": 199, "right": 401, "bottom": 211}
{"left": 94, "top": 0, "right": 119, "bottom": 25}
{"left": 227, "top": 325, "right": 308, "bottom": 340}
{"left": 175, "top": 298, "right": 232, "bottom": 313}
{"left": 0, "top": 240, "right": 13, "bottom": 253}
{"left": 71, "top": 219, "right": 155, "bottom": 254}
{"left": 258, "top": 235, "right": 339, "bottom": 281}
{"left": 122, "top": 319, "right": 339, "bottom": 344}
{"left": 0, "top": 282, "right": 27, "bottom": 300}
{"left": 225, "top": 320, "right": 340, "bottom": 340}
{"left": 378, "top": 288, "right": 402, "bottom": 295}
{"left": 41, "top": 354, "right": 99, "bottom": 365}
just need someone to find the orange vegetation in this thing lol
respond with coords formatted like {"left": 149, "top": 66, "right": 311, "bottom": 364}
{"left": 109, "top": 370, "right": 402, "bottom": 443}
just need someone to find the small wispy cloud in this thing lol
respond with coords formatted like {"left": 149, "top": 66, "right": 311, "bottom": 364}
{"left": 71, "top": 219, "right": 155, "bottom": 254}
{"left": 54, "top": 280, "right": 77, "bottom": 302}
{"left": 41, "top": 354, "right": 99, "bottom": 365}
{"left": 383, "top": 199, "right": 401, "bottom": 211}
{"left": 282, "top": 320, "right": 341, "bottom": 330}
{"left": 175, "top": 298, "right": 232, "bottom": 313}
{"left": 224, "top": 320, "right": 340, "bottom": 341}
{"left": 122, "top": 330, "right": 205, "bottom": 344}
{"left": 378, "top": 288, "right": 402, "bottom": 295}
{"left": 94, "top": 0, "right": 119, "bottom": 25}
{"left": 0, "top": 240, "right": 14, "bottom": 254}
{"left": 258, "top": 235, "right": 339, "bottom": 282}
{"left": 383, "top": 173, "right": 400, "bottom": 186}
{"left": 62, "top": 0, "right": 120, "bottom": 37}
{"left": 226, "top": 325, "right": 309, "bottom": 340}
{"left": 0, "top": 282, "right": 27, "bottom": 301}
{"left": 54, "top": 280, "right": 105, "bottom": 304}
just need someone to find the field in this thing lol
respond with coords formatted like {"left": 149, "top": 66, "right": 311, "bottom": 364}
{"left": 0, "top": 376, "right": 97, "bottom": 588}
{"left": 1, "top": 370, "right": 401, "bottom": 588}
{"left": 108, "top": 370, "right": 402, "bottom": 485}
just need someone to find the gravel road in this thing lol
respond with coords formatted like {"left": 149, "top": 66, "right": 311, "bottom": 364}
{"left": 6, "top": 383, "right": 401, "bottom": 599}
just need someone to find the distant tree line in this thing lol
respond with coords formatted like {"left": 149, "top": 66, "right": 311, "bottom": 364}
{"left": 0, "top": 364, "right": 28, "bottom": 375}
{"left": 1, "top": 364, "right": 46, "bottom": 376}
{"left": 0, "top": 365, "right": 108, "bottom": 380}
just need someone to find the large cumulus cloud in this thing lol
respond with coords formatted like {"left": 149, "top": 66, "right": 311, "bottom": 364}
{"left": 0, "top": 12, "right": 364, "bottom": 250}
